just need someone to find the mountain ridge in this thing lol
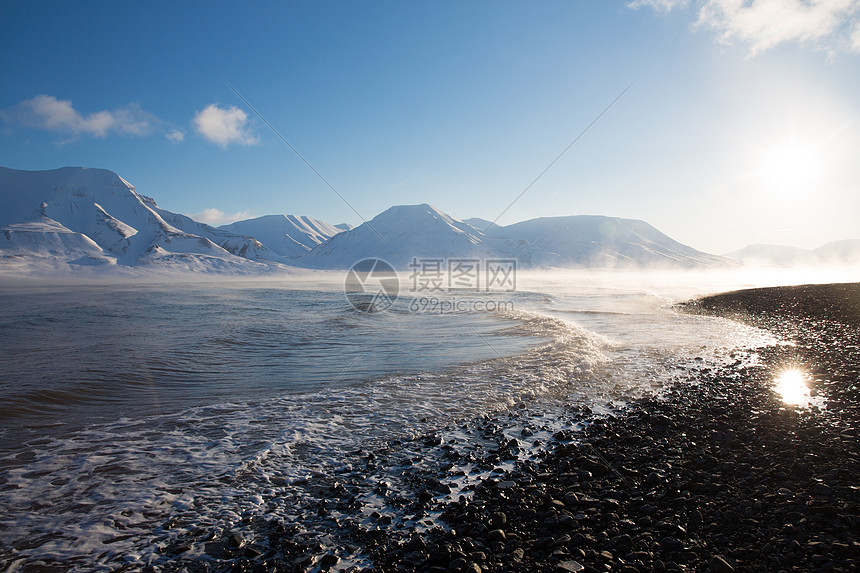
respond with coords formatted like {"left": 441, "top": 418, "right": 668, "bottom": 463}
{"left": 1, "top": 166, "right": 747, "bottom": 274}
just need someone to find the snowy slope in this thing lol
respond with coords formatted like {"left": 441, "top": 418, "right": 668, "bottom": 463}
{"left": 219, "top": 214, "right": 342, "bottom": 258}
{"left": 0, "top": 216, "right": 114, "bottom": 268}
{"left": 300, "top": 204, "right": 497, "bottom": 269}
{"left": 152, "top": 208, "right": 282, "bottom": 263}
{"left": 0, "top": 167, "right": 286, "bottom": 273}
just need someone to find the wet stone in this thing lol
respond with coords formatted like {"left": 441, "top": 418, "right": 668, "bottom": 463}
{"left": 557, "top": 560, "right": 585, "bottom": 572}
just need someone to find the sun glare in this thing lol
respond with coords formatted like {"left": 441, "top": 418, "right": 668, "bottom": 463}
{"left": 759, "top": 140, "right": 821, "bottom": 195}
{"left": 774, "top": 368, "right": 812, "bottom": 406}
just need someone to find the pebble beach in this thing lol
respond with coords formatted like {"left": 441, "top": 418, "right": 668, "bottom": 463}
{"left": 146, "top": 282, "right": 860, "bottom": 572}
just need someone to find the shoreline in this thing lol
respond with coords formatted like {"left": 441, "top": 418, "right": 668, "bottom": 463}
{"left": 9, "top": 283, "right": 860, "bottom": 572}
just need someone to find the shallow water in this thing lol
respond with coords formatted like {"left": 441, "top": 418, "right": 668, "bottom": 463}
{"left": 0, "top": 271, "right": 786, "bottom": 570}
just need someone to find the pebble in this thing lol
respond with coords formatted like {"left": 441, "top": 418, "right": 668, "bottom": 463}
{"left": 556, "top": 560, "right": 584, "bottom": 572}
{"left": 810, "top": 483, "right": 833, "bottom": 496}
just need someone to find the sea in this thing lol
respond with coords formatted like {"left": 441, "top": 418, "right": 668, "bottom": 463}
{"left": 0, "top": 269, "right": 841, "bottom": 570}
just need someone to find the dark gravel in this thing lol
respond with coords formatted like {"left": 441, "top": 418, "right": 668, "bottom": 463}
{"left": 368, "top": 282, "right": 860, "bottom": 573}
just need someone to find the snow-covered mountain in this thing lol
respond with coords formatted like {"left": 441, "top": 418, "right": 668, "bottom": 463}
{"left": 299, "top": 204, "right": 727, "bottom": 270}
{"left": 487, "top": 215, "right": 727, "bottom": 268}
{"left": 219, "top": 214, "right": 343, "bottom": 258}
{"left": 0, "top": 166, "right": 286, "bottom": 273}
{"left": 300, "top": 204, "right": 498, "bottom": 269}
{"left": 727, "top": 240, "right": 860, "bottom": 267}
{"left": 0, "top": 166, "right": 737, "bottom": 275}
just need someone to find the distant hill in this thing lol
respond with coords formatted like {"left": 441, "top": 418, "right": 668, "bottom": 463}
{"left": 489, "top": 215, "right": 727, "bottom": 268}
{"left": 814, "top": 239, "right": 860, "bottom": 265}
{"left": 726, "top": 240, "right": 860, "bottom": 267}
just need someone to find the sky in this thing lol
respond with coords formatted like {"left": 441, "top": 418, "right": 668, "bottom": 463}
{"left": 2, "top": 0, "right": 860, "bottom": 254}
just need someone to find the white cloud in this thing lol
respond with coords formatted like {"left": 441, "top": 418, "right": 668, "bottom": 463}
{"left": 193, "top": 104, "right": 258, "bottom": 147}
{"left": 165, "top": 129, "right": 185, "bottom": 143}
{"left": 632, "top": 0, "right": 860, "bottom": 53}
{"left": 853, "top": 20, "right": 860, "bottom": 48}
{"left": 2, "top": 95, "right": 159, "bottom": 138}
{"left": 191, "top": 208, "right": 254, "bottom": 226}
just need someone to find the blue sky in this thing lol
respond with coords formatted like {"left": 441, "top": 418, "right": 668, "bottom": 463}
{"left": 2, "top": 0, "right": 860, "bottom": 253}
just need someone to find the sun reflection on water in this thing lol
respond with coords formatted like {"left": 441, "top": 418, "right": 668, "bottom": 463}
{"left": 774, "top": 368, "right": 812, "bottom": 406}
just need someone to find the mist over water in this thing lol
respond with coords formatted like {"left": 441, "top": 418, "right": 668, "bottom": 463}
{"left": 0, "top": 284, "right": 535, "bottom": 449}
{"left": 1, "top": 268, "right": 858, "bottom": 570}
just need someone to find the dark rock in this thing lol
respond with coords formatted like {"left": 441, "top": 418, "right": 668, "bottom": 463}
{"left": 688, "top": 510, "right": 703, "bottom": 526}
{"left": 489, "top": 512, "right": 507, "bottom": 528}
{"left": 810, "top": 483, "right": 833, "bottom": 497}
{"left": 608, "top": 533, "right": 633, "bottom": 551}
{"left": 405, "top": 536, "right": 428, "bottom": 552}
{"left": 224, "top": 532, "right": 245, "bottom": 549}
{"left": 405, "top": 551, "right": 427, "bottom": 566}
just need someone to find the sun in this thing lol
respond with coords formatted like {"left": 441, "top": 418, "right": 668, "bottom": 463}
{"left": 756, "top": 138, "right": 821, "bottom": 195}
